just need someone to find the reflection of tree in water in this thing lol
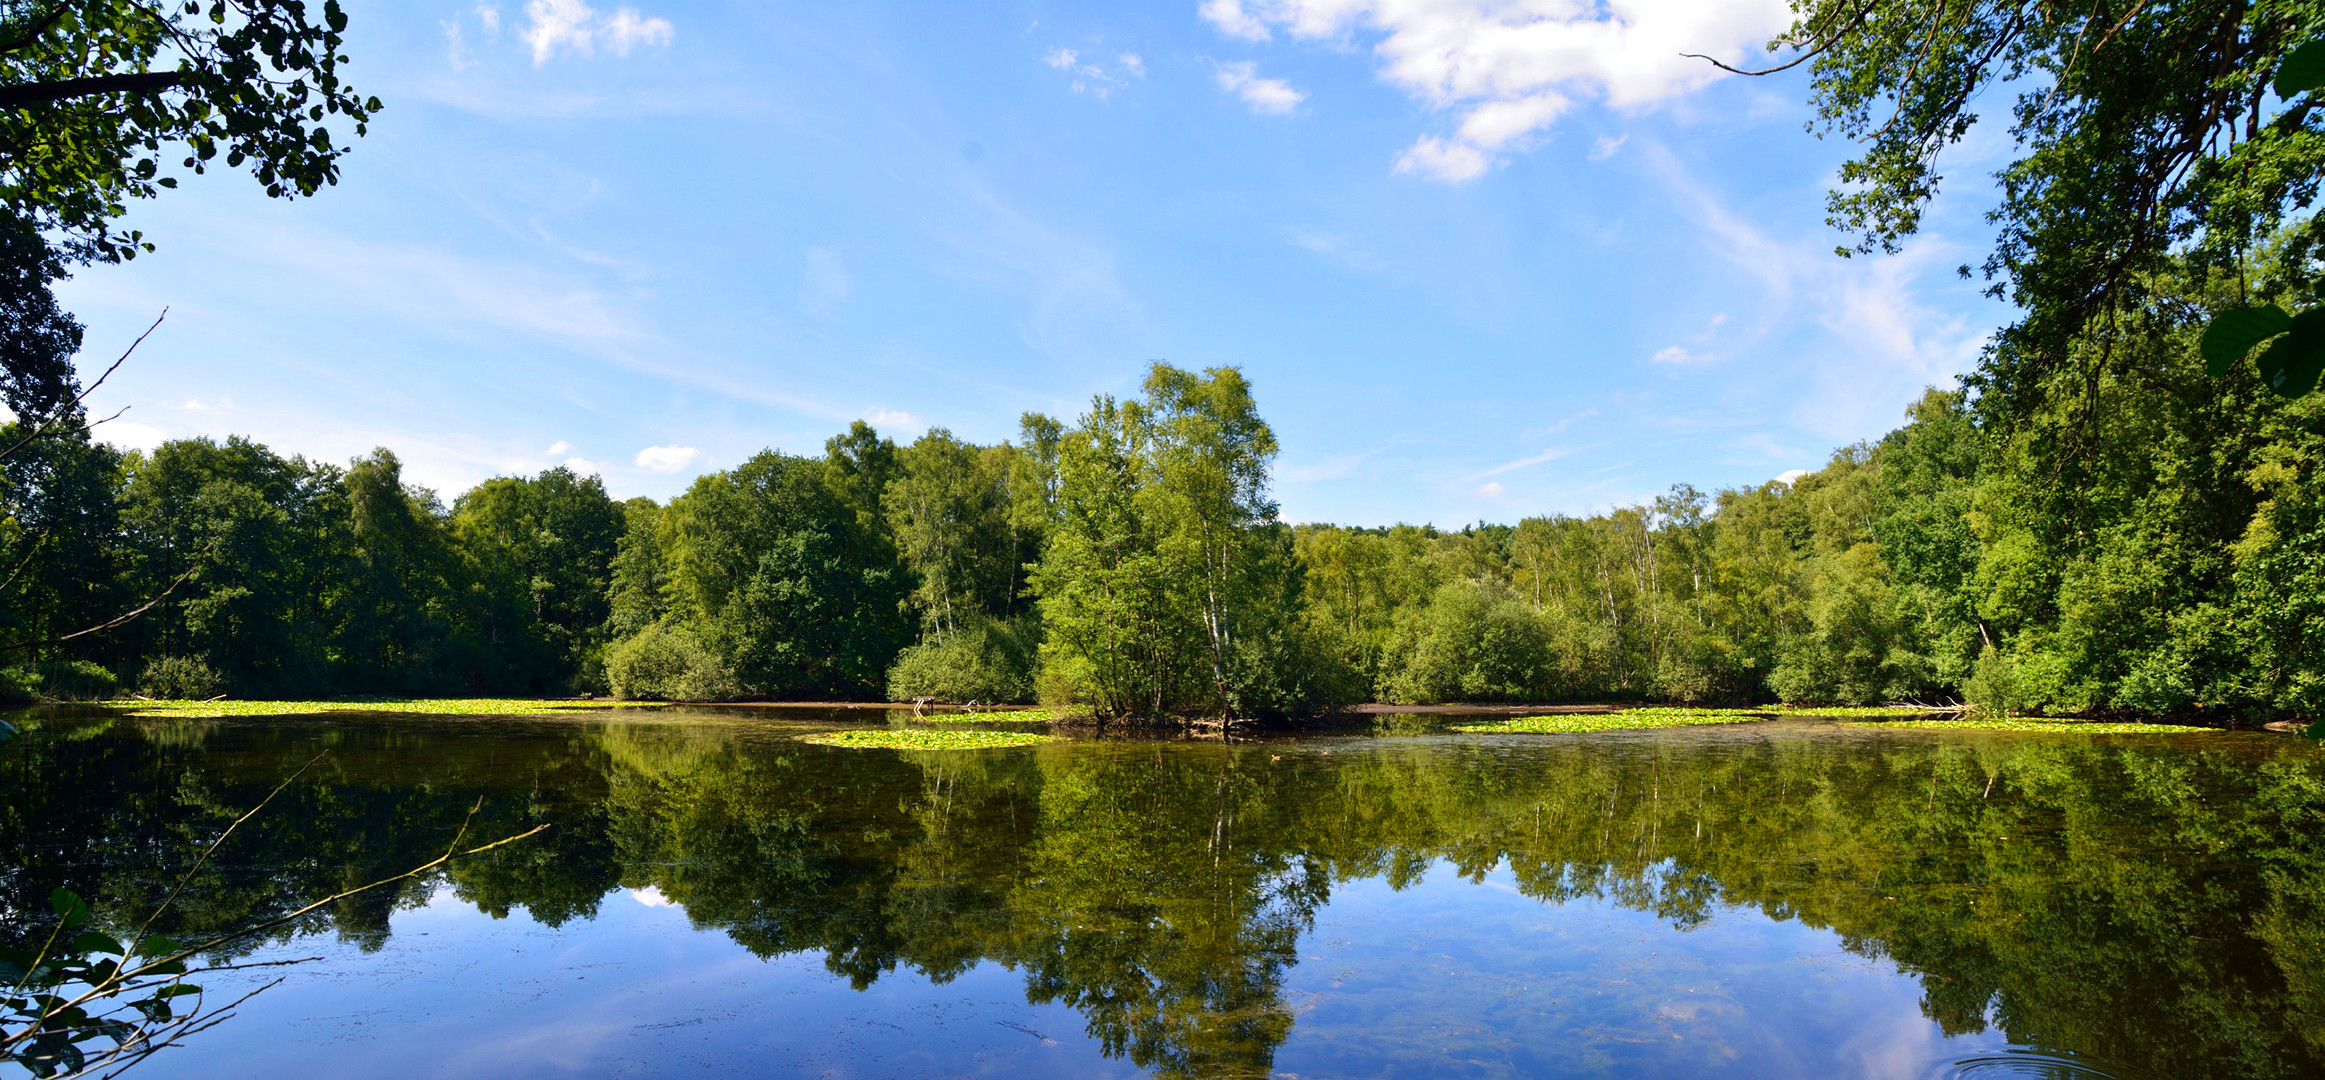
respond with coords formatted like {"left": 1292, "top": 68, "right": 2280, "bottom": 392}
{"left": 4, "top": 718, "right": 2325, "bottom": 1077}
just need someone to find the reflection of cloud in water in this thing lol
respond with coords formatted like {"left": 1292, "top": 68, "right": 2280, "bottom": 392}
{"left": 627, "top": 885, "right": 676, "bottom": 908}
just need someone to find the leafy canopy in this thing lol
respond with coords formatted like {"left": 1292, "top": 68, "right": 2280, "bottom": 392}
{"left": 0, "top": 0, "right": 378, "bottom": 261}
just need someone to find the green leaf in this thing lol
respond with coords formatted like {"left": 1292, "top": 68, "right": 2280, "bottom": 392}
{"left": 69, "top": 932, "right": 123, "bottom": 958}
{"left": 2256, "top": 312, "right": 2325, "bottom": 398}
{"left": 2276, "top": 39, "right": 2325, "bottom": 98}
{"left": 2201, "top": 305, "right": 2293, "bottom": 375}
{"left": 47, "top": 889, "right": 79, "bottom": 918}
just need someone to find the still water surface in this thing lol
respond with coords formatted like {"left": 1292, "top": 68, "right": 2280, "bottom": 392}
{"left": 3, "top": 708, "right": 2321, "bottom": 1079}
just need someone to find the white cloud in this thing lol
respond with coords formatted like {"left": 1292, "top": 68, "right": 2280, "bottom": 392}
{"left": 1393, "top": 136, "right": 1488, "bottom": 181}
{"left": 477, "top": 4, "right": 502, "bottom": 34}
{"left": 627, "top": 885, "right": 674, "bottom": 907}
{"left": 561, "top": 455, "right": 604, "bottom": 475}
{"left": 1284, "top": 226, "right": 1387, "bottom": 273}
{"left": 523, "top": 0, "right": 672, "bottom": 65}
{"left": 444, "top": 20, "right": 476, "bottom": 70}
{"left": 601, "top": 8, "right": 673, "bottom": 55}
{"left": 800, "top": 246, "right": 851, "bottom": 318}
{"left": 1201, "top": 0, "right": 1791, "bottom": 180}
{"left": 1046, "top": 46, "right": 1139, "bottom": 97}
{"left": 97, "top": 419, "right": 166, "bottom": 454}
{"left": 1214, "top": 61, "right": 1305, "bottom": 115}
{"left": 546, "top": 440, "right": 574, "bottom": 455}
{"left": 1474, "top": 445, "right": 1579, "bottom": 478}
{"left": 1775, "top": 469, "right": 1808, "bottom": 486}
{"left": 634, "top": 445, "right": 700, "bottom": 472}
{"left": 1476, "top": 481, "right": 1505, "bottom": 497}
{"left": 1199, "top": 0, "right": 1274, "bottom": 41}
{"left": 1589, "top": 133, "right": 1627, "bottom": 160}
{"left": 862, "top": 407, "right": 919, "bottom": 430}
{"left": 1650, "top": 345, "right": 1713, "bottom": 365}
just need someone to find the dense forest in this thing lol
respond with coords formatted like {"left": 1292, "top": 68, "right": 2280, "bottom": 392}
{"left": 2, "top": 259, "right": 2320, "bottom": 720}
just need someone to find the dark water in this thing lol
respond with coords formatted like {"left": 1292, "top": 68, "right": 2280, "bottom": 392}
{"left": 4, "top": 708, "right": 2323, "bottom": 1079}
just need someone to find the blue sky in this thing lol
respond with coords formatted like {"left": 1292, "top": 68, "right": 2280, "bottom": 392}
{"left": 56, "top": 0, "right": 2014, "bottom": 526}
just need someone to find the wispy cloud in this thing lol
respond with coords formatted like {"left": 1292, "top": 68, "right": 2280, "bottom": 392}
{"left": 1473, "top": 445, "right": 1580, "bottom": 479}
{"left": 523, "top": 0, "right": 672, "bottom": 66}
{"left": 1213, "top": 60, "right": 1304, "bottom": 115}
{"left": 799, "top": 246, "right": 851, "bottom": 319}
{"left": 1045, "top": 46, "right": 1144, "bottom": 98}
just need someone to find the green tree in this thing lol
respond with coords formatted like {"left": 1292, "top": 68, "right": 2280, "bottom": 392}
{"left": 656, "top": 450, "right": 908, "bottom": 699}
{"left": 0, "top": 0, "right": 380, "bottom": 261}
{"left": 452, "top": 467, "right": 623, "bottom": 692}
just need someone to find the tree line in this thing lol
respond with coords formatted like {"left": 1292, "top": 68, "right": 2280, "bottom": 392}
{"left": 4, "top": 265, "right": 2321, "bottom": 720}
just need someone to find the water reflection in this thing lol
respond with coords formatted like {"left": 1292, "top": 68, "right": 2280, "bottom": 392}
{"left": 2, "top": 713, "right": 2322, "bottom": 1078}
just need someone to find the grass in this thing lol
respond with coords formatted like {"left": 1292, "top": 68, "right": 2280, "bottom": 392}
{"left": 799, "top": 728, "right": 1056, "bottom": 750}
{"left": 1845, "top": 716, "right": 2209, "bottom": 733}
{"left": 1449, "top": 710, "right": 1772, "bottom": 734}
{"left": 97, "top": 698, "right": 672, "bottom": 719}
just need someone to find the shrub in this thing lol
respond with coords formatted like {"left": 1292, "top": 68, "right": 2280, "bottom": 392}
{"left": 1962, "top": 642, "right": 2024, "bottom": 717}
{"left": 605, "top": 623, "right": 739, "bottom": 701}
{"left": 1377, "top": 581, "right": 1556, "bottom": 705}
{"left": 886, "top": 616, "right": 1036, "bottom": 704}
{"left": 39, "top": 659, "right": 120, "bottom": 700}
{"left": 139, "top": 656, "right": 222, "bottom": 700}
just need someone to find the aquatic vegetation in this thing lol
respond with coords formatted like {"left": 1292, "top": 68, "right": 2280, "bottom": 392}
{"left": 1449, "top": 710, "right": 1771, "bottom": 734}
{"left": 100, "top": 699, "right": 671, "bottom": 719}
{"left": 914, "top": 706, "right": 1077, "bottom": 724}
{"left": 1845, "top": 717, "right": 2212, "bottom": 733}
{"left": 799, "top": 729, "right": 1056, "bottom": 750}
{"left": 1761, "top": 704, "right": 1965, "bottom": 718}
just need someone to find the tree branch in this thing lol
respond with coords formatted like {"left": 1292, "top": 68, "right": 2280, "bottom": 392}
{"left": 0, "top": 70, "right": 184, "bottom": 110}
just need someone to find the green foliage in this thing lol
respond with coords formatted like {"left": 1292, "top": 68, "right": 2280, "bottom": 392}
{"left": 1376, "top": 579, "right": 1557, "bottom": 704}
{"left": 1030, "top": 364, "right": 1332, "bottom": 719}
{"left": 604, "top": 623, "right": 737, "bottom": 702}
{"left": 451, "top": 467, "right": 624, "bottom": 693}
{"left": 136, "top": 654, "right": 217, "bottom": 700}
{"left": 5, "top": 658, "right": 117, "bottom": 701}
{"left": 0, "top": 0, "right": 380, "bottom": 262}
{"left": 1791, "top": 1, "right": 2325, "bottom": 424}
{"left": 658, "top": 450, "right": 909, "bottom": 699}
{"left": 885, "top": 614, "right": 1036, "bottom": 704}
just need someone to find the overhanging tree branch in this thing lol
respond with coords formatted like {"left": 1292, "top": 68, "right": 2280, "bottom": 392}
{"left": 0, "top": 69, "right": 184, "bottom": 110}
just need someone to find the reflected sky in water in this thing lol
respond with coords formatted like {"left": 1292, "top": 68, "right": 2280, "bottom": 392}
{"left": 2, "top": 710, "right": 2314, "bottom": 1079}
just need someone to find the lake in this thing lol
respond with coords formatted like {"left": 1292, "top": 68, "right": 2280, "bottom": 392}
{"left": 3, "top": 708, "right": 2321, "bottom": 1079}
